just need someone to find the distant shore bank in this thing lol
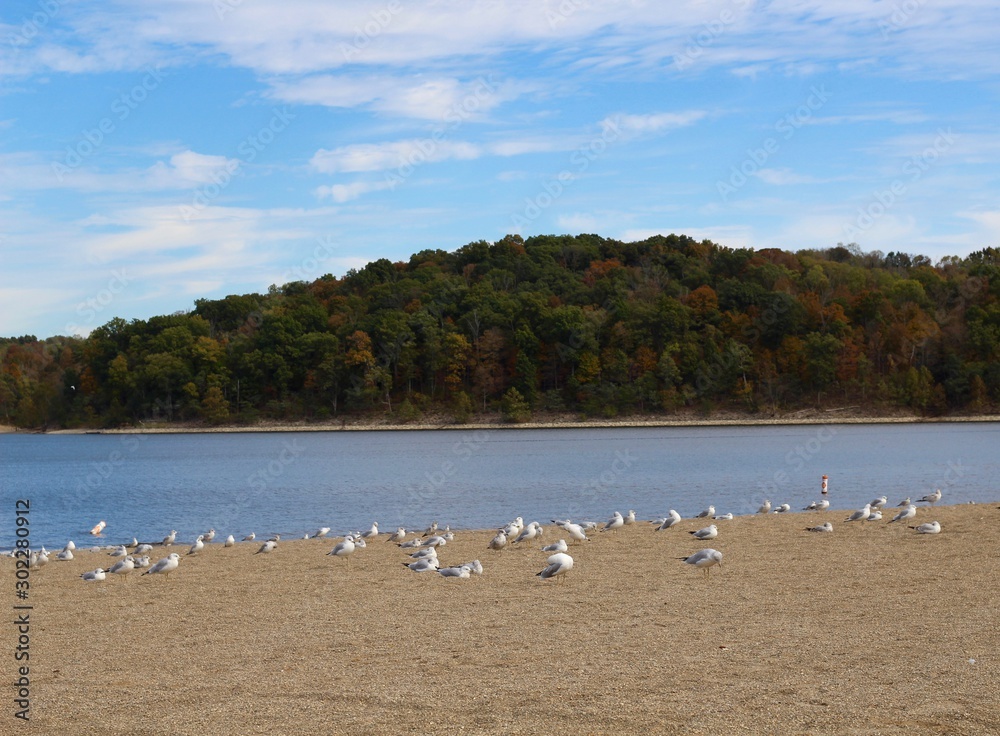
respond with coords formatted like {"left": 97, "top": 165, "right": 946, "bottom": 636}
{"left": 6, "top": 408, "right": 997, "bottom": 434}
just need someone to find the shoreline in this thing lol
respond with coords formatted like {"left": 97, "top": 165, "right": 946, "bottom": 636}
{"left": 17, "top": 410, "right": 1000, "bottom": 434}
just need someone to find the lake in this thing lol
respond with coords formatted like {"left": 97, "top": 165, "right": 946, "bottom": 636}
{"left": 2, "top": 422, "right": 997, "bottom": 549}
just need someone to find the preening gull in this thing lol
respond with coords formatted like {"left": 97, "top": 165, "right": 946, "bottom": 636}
{"left": 224, "top": 535, "right": 235, "bottom": 547}
{"left": 57, "top": 548, "right": 74, "bottom": 561}
{"left": 513, "top": 522, "right": 542, "bottom": 544}
{"left": 680, "top": 549, "right": 723, "bottom": 577}
{"left": 772, "top": 504, "right": 791, "bottom": 513}
{"left": 256, "top": 540, "right": 278, "bottom": 554}
{"left": 143, "top": 553, "right": 180, "bottom": 578}
{"left": 536, "top": 552, "right": 573, "bottom": 582}
{"left": 187, "top": 535, "right": 205, "bottom": 556}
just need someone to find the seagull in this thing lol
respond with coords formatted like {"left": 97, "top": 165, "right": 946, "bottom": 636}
{"left": 203, "top": 529, "right": 216, "bottom": 543}
{"left": 422, "top": 521, "right": 439, "bottom": 537}
{"left": 108, "top": 556, "right": 135, "bottom": 581}
{"left": 870, "top": 496, "right": 888, "bottom": 509}
{"left": 143, "top": 553, "right": 180, "bottom": 578}
{"left": 187, "top": 535, "right": 205, "bottom": 555}
{"left": 896, "top": 497, "right": 911, "bottom": 507}
{"left": 680, "top": 549, "right": 723, "bottom": 577}
{"left": 89, "top": 520, "right": 106, "bottom": 536}
{"left": 65, "top": 540, "right": 76, "bottom": 551}
{"left": 224, "top": 535, "right": 235, "bottom": 547}
{"left": 132, "top": 555, "right": 151, "bottom": 569}
{"left": 57, "top": 548, "right": 74, "bottom": 561}
{"left": 758, "top": 500, "right": 771, "bottom": 514}
{"left": 502, "top": 517, "right": 525, "bottom": 538}
{"left": 513, "top": 522, "right": 542, "bottom": 544}
{"left": 911, "top": 520, "right": 941, "bottom": 534}
{"left": 328, "top": 536, "right": 356, "bottom": 564}
{"left": 353, "top": 537, "right": 367, "bottom": 549}
{"left": 845, "top": 503, "right": 872, "bottom": 522}
{"left": 256, "top": 540, "right": 278, "bottom": 554}
{"left": 135, "top": 543, "right": 153, "bottom": 554}
{"left": 624, "top": 510, "right": 636, "bottom": 525}
{"left": 563, "top": 523, "right": 590, "bottom": 544}
{"left": 656, "top": 510, "right": 682, "bottom": 531}
{"left": 80, "top": 567, "right": 106, "bottom": 582}
{"left": 772, "top": 504, "right": 791, "bottom": 513}
{"left": 536, "top": 552, "right": 573, "bottom": 582}
{"left": 109, "top": 545, "right": 128, "bottom": 557}
{"left": 689, "top": 524, "right": 718, "bottom": 540}
{"left": 696, "top": 505, "right": 715, "bottom": 519}
{"left": 312, "top": 527, "right": 331, "bottom": 539}
{"left": 487, "top": 530, "right": 508, "bottom": 551}
{"left": 713, "top": 512, "right": 734, "bottom": 521}
{"left": 806, "top": 522, "right": 834, "bottom": 533}
{"left": 422, "top": 535, "right": 448, "bottom": 548}
{"left": 387, "top": 527, "right": 406, "bottom": 543}
{"left": 866, "top": 510, "right": 883, "bottom": 521}
{"left": 408, "top": 547, "right": 438, "bottom": 560}
{"left": 541, "top": 539, "right": 568, "bottom": 553}
{"left": 361, "top": 522, "right": 379, "bottom": 540}
{"left": 888, "top": 505, "right": 917, "bottom": 524}
{"left": 162, "top": 530, "right": 177, "bottom": 546}
{"left": 602, "top": 511, "right": 624, "bottom": 532}
{"left": 403, "top": 558, "right": 438, "bottom": 572}
{"left": 242, "top": 532, "right": 256, "bottom": 542}
{"left": 917, "top": 489, "right": 942, "bottom": 506}
{"left": 399, "top": 538, "right": 423, "bottom": 549}
{"left": 438, "top": 566, "right": 471, "bottom": 578}
{"left": 804, "top": 499, "right": 830, "bottom": 511}
{"left": 31, "top": 550, "right": 49, "bottom": 568}
{"left": 453, "top": 560, "right": 484, "bottom": 575}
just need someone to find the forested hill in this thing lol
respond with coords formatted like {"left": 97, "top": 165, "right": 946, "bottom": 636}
{"left": 3, "top": 234, "right": 999, "bottom": 429}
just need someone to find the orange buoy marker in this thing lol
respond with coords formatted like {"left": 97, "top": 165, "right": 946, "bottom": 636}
{"left": 90, "top": 520, "right": 107, "bottom": 536}
{"left": 821, "top": 475, "right": 829, "bottom": 495}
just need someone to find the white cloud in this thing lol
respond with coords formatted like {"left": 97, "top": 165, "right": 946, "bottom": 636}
{"left": 315, "top": 180, "right": 395, "bottom": 203}
{"left": 310, "top": 139, "right": 481, "bottom": 174}
{"left": 755, "top": 168, "right": 822, "bottom": 185}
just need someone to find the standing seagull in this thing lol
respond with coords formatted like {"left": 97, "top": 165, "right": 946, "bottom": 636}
{"left": 656, "top": 510, "right": 682, "bottom": 531}
{"left": 328, "top": 536, "right": 356, "bottom": 565}
{"left": 513, "top": 522, "right": 542, "bottom": 544}
{"left": 108, "top": 556, "right": 135, "bottom": 582}
{"left": 689, "top": 524, "right": 718, "bottom": 540}
{"left": 256, "top": 540, "right": 278, "bottom": 554}
{"left": 143, "top": 553, "right": 180, "bottom": 579}
{"left": 203, "top": 529, "right": 216, "bottom": 543}
{"left": 680, "top": 549, "right": 723, "bottom": 577}
{"left": 187, "top": 535, "right": 205, "bottom": 556}
{"left": 602, "top": 512, "right": 624, "bottom": 533}
{"left": 624, "top": 510, "right": 636, "bottom": 525}
{"left": 888, "top": 504, "right": 917, "bottom": 524}
{"left": 917, "top": 489, "right": 942, "bottom": 506}
{"left": 845, "top": 504, "right": 872, "bottom": 522}
{"left": 536, "top": 552, "right": 573, "bottom": 583}
{"left": 361, "top": 522, "right": 379, "bottom": 540}
{"left": 162, "top": 530, "right": 177, "bottom": 546}
{"left": 387, "top": 527, "right": 406, "bottom": 543}
{"left": 487, "top": 530, "right": 508, "bottom": 552}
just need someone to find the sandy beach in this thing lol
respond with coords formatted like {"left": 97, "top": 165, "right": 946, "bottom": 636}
{"left": 5, "top": 503, "right": 999, "bottom": 735}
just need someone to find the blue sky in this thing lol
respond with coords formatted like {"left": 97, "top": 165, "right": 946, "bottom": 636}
{"left": 2, "top": 0, "right": 998, "bottom": 339}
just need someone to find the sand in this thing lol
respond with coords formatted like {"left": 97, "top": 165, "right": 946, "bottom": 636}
{"left": 5, "top": 504, "right": 999, "bottom": 735}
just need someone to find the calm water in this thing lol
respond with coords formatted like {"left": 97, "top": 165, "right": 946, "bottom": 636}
{"left": 1, "top": 423, "right": 997, "bottom": 549}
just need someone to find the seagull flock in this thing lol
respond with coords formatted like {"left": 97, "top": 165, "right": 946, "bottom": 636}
{"left": 17, "top": 487, "right": 949, "bottom": 586}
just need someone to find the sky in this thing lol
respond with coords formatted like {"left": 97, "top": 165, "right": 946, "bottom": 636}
{"left": 1, "top": 0, "right": 999, "bottom": 339}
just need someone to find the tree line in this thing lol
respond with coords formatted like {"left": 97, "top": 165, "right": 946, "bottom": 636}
{"left": 2, "top": 234, "right": 998, "bottom": 428}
